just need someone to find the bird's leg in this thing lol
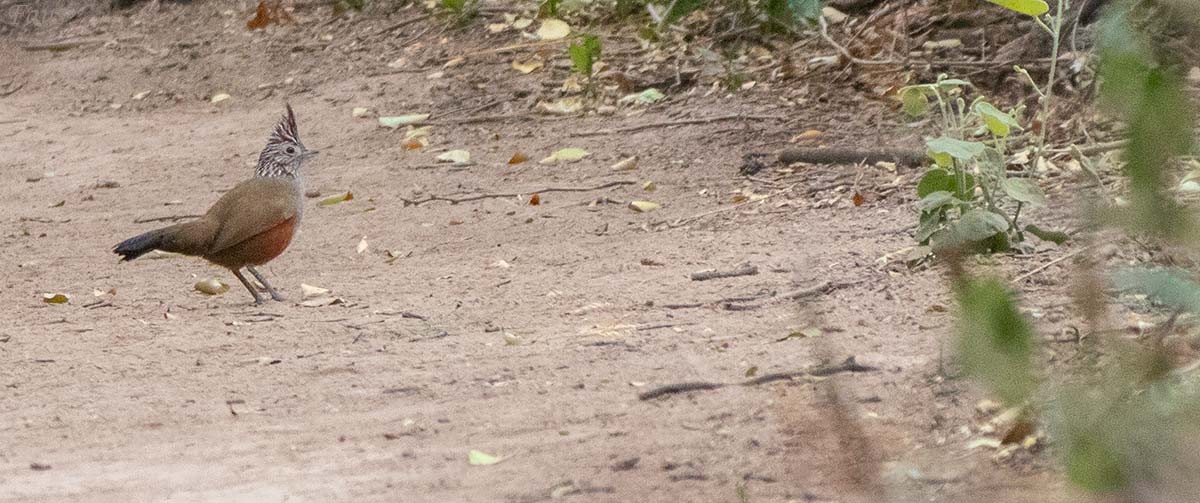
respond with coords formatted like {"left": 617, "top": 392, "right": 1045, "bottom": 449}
{"left": 231, "top": 268, "right": 266, "bottom": 305}
{"left": 246, "top": 265, "right": 286, "bottom": 302}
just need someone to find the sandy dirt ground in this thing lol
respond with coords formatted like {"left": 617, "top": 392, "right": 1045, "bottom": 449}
{"left": 0, "top": 1, "right": 1088, "bottom": 501}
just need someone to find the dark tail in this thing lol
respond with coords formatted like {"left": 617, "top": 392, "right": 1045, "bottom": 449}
{"left": 113, "top": 228, "right": 168, "bottom": 262}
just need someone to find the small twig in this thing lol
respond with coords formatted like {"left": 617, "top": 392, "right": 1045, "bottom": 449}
{"left": 418, "top": 113, "right": 532, "bottom": 126}
{"left": 779, "top": 146, "right": 926, "bottom": 166}
{"left": 20, "top": 38, "right": 104, "bottom": 51}
{"left": 1046, "top": 139, "right": 1128, "bottom": 156}
{"left": 374, "top": 12, "right": 434, "bottom": 36}
{"left": 401, "top": 180, "right": 635, "bottom": 206}
{"left": 690, "top": 263, "right": 758, "bottom": 281}
{"left": 573, "top": 115, "right": 786, "bottom": 137}
{"left": 778, "top": 280, "right": 834, "bottom": 300}
{"left": 816, "top": 16, "right": 895, "bottom": 66}
{"left": 1012, "top": 245, "right": 1094, "bottom": 284}
{"left": 133, "top": 214, "right": 200, "bottom": 224}
{"left": 0, "top": 82, "right": 24, "bottom": 98}
{"left": 638, "top": 356, "right": 877, "bottom": 400}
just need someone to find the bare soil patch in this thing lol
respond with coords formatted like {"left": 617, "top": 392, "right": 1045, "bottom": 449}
{"left": 1, "top": 2, "right": 1082, "bottom": 501}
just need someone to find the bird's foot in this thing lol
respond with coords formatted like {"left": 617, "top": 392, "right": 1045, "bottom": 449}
{"left": 269, "top": 291, "right": 286, "bottom": 302}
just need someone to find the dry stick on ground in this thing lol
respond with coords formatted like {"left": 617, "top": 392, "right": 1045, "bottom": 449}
{"left": 690, "top": 262, "right": 758, "bottom": 281}
{"left": 573, "top": 114, "right": 787, "bottom": 137}
{"left": 1012, "top": 245, "right": 1095, "bottom": 283}
{"left": 417, "top": 113, "right": 534, "bottom": 126}
{"left": 19, "top": 38, "right": 104, "bottom": 51}
{"left": 778, "top": 146, "right": 926, "bottom": 166}
{"left": 133, "top": 214, "right": 202, "bottom": 224}
{"left": 373, "top": 12, "right": 434, "bottom": 36}
{"left": 400, "top": 180, "right": 636, "bottom": 206}
{"left": 638, "top": 356, "right": 878, "bottom": 400}
{"left": 662, "top": 280, "right": 843, "bottom": 311}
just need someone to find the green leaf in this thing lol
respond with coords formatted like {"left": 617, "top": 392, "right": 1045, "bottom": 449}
{"left": 917, "top": 169, "right": 955, "bottom": 198}
{"left": 954, "top": 276, "right": 1037, "bottom": 405}
{"left": 378, "top": 114, "right": 430, "bottom": 129}
{"left": 901, "top": 87, "right": 929, "bottom": 118}
{"left": 1002, "top": 178, "right": 1047, "bottom": 207}
{"left": 916, "top": 210, "right": 944, "bottom": 244}
{"left": 319, "top": 192, "right": 354, "bottom": 206}
{"left": 919, "top": 190, "right": 957, "bottom": 212}
{"left": 985, "top": 0, "right": 1049, "bottom": 16}
{"left": 468, "top": 450, "right": 502, "bottom": 465}
{"left": 917, "top": 168, "right": 975, "bottom": 199}
{"left": 974, "top": 101, "right": 1021, "bottom": 137}
{"left": 1064, "top": 430, "right": 1127, "bottom": 491}
{"left": 568, "top": 35, "right": 601, "bottom": 76}
{"left": 1024, "top": 224, "right": 1069, "bottom": 244}
{"left": 937, "top": 78, "right": 972, "bottom": 88}
{"left": 787, "top": 0, "right": 822, "bottom": 23}
{"left": 662, "top": 0, "right": 703, "bottom": 25}
{"left": 1112, "top": 267, "right": 1200, "bottom": 314}
{"left": 936, "top": 209, "right": 1009, "bottom": 251}
{"left": 927, "top": 136, "right": 986, "bottom": 162}
{"left": 540, "top": 148, "right": 590, "bottom": 163}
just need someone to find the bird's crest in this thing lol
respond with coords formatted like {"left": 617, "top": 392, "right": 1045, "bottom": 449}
{"left": 268, "top": 103, "right": 300, "bottom": 146}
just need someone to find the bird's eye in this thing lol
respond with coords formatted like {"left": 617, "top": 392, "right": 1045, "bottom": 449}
{"left": 285, "top": 146, "right": 296, "bottom": 154}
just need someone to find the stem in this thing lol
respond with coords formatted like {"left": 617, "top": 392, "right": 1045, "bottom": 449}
{"left": 1033, "top": 0, "right": 1068, "bottom": 175}
{"left": 1011, "top": 201, "right": 1024, "bottom": 232}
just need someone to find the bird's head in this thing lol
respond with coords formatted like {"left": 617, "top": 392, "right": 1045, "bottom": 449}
{"left": 256, "top": 104, "right": 318, "bottom": 178}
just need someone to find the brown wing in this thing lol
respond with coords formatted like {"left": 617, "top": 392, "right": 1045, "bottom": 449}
{"left": 204, "top": 177, "right": 300, "bottom": 256}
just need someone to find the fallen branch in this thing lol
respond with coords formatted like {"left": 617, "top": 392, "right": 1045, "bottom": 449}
{"left": 0, "top": 82, "right": 24, "bottom": 98}
{"left": 779, "top": 146, "right": 925, "bottom": 166}
{"left": 690, "top": 262, "right": 758, "bottom": 281}
{"left": 400, "top": 180, "right": 636, "bottom": 206}
{"left": 659, "top": 280, "right": 852, "bottom": 311}
{"left": 1012, "top": 245, "right": 1094, "bottom": 284}
{"left": 418, "top": 113, "right": 533, "bottom": 126}
{"left": 20, "top": 38, "right": 104, "bottom": 51}
{"left": 134, "top": 214, "right": 201, "bottom": 224}
{"left": 638, "top": 356, "right": 877, "bottom": 400}
{"left": 573, "top": 114, "right": 787, "bottom": 137}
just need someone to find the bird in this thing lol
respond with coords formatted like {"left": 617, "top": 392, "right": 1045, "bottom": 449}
{"left": 113, "top": 104, "right": 317, "bottom": 305}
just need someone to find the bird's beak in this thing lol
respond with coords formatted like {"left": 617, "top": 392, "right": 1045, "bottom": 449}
{"left": 304, "top": 149, "right": 320, "bottom": 158}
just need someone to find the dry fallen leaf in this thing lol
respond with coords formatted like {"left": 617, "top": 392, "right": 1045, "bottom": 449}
{"left": 210, "top": 93, "right": 231, "bottom": 104}
{"left": 468, "top": 449, "right": 502, "bottom": 465}
{"left": 536, "top": 19, "right": 570, "bottom": 40}
{"left": 194, "top": 279, "right": 229, "bottom": 296}
{"left": 642, "top": 181, "right": 656, "bottom": 192}
{"left": 301, "top": 283, "right": 330, "bottom": 299}
{"left": 379, "top": 114, "right": 430, "bottom": 129}
{"left": 539, "top": 148, "right": 590, "bottom": 164}
{"left": 511, "top": 58, "right": 544, "bottom": 74}
{"left": 356, "top": 237, "right": 369, "bottom": 254}
{"left": 437, "top": 150, "right": 471, "bottom": 165}
{"left": 508, "top": 152, "right": 529, "bottom": 164}
{"left": 41, "top": 293, "right": 69, "bottom": 304}
{"left": 628, "top": 201, "right": 660, "bottom": 213}
{"left": 610, "top": 156, "right": 638, "bottom": 171}
{"left": 529, "top": 193, "right": 540, "bottom": 206}
{"left": 853, "top": 191, "right": 865, "bottom": 207}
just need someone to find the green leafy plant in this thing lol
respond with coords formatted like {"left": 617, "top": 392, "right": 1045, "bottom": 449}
{"left": 901, "top": 76, "right": 1058, "bottom": 255}
{"left": 568, "top": 34, "right": 602, "bottom": 77}
{"left": 948, "top": 1, "right": 1200, "bottom": 496}
{"left": 438, "top": 0, "right": 478, "bottom": 24}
